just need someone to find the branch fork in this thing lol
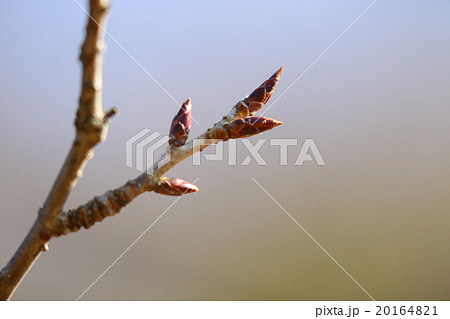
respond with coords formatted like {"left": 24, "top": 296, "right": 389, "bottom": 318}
{"left": 56, "top": 66, "right": 284, "bottom": 231}
{"left": 0, "top": 0, "right": 284, "bottom": 300}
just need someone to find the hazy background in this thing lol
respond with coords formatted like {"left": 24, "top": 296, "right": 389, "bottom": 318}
{"left": 1, "top": 0, "right": 449, "bottom": 300}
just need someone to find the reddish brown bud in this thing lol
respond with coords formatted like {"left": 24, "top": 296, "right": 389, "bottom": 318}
{"left": 225, "top": 117, "right": 282, "bottom": 139}
{"left": 155, "top": 177, "right": 199, "bottom": 196}
{"left": 169, "top": 98, "right": 192, "bottom": 147}
{"left": 244, "top": 66, "right": 282, "bottom": 114}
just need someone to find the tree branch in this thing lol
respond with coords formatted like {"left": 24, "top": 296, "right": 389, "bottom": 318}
{"left": 0, "top": 0, "right": 283, "bottom": 300}
{"left": 53, "top": 66, "right": 283, "bottom": 235}
{"left": 0, "top": 0, "right": 111, "bottom": 300}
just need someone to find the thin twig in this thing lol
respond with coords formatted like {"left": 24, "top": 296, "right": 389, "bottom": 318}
{"left": 0, "top": 0, "right": 283, "bottom": 300}
{"left": 0, "top": 0, "right": 111, "bottom": 300}
{"left": 53, "top": 67, "right": 283, "bottom": 234}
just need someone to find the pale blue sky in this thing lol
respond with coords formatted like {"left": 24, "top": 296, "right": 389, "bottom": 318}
{"left": 1, "top": 1, "right": 450, "bottom": 300}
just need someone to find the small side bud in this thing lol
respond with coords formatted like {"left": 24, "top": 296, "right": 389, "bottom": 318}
{"left": 169, "top": 99, "right": 192, "bottom": 147}
{"left": 225, "top": 117, "right": 282, "bottom": 139}
{"left": 155, "top": 177, "right": 199, "bottom": 196}
{"left": 244, "top": 66, "right": 283, "bottom": 114}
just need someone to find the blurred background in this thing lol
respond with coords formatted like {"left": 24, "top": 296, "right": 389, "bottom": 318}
{"left": 1, "top": 0, "right": 449, "bottom": 300}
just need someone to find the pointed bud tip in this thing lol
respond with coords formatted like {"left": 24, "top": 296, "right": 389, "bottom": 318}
{"left": 155, "top": 177, "right": 199, "bottom": 196}
{"left": 273, "top": 119, "right": 283, "bottom": 126}
{"left": 180, "top": 98, "right": 192, "bottom": 114}
{"left": 244, "top": 67, "right": 283, "bottom": 113}
{"left": 225, "top": 116, "right": 283, "bottom": 139}
{"left": 274, "top": 117, "right": 283, "bottom": 123}
{"left": 246, "top": 117, "right": 282, "bottom": 126}
{"left": 169, "top": 98, "right": 192, "bottom": 146}
{"left": 173, "top": 177, "right": 199, "bottom": 194}
{"left": 273, "top": 66, "right": 283, "bottom": 79}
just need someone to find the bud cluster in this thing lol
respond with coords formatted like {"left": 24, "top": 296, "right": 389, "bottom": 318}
{"left": 161, "top": 67, "right": 284, "bottom": 196}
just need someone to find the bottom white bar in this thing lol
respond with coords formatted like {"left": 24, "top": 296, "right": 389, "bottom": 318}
{"left": 0, "top": 301, "right": 449, "bottom": 319}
